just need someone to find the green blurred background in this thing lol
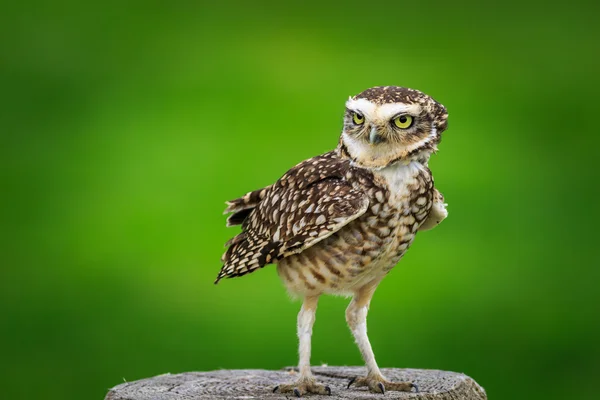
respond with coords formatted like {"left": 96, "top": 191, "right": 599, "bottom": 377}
{"left": 1, "top": 1, "right": 599, "bottom": 399}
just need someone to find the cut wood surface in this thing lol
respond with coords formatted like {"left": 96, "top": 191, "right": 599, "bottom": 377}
{"left": 105, "top": 366, "right": 487, "bottom": 399}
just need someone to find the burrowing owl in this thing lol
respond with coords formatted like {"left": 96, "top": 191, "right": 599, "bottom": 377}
{"left": 216, "top": 86, "right": 449, "bottom": 396}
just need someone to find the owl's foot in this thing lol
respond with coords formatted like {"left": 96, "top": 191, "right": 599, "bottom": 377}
{"left": 273, "top": 378, "right": 332, "bottom": 397}
{"left": 347, "top": 375, "right": 418, "bottom": 394}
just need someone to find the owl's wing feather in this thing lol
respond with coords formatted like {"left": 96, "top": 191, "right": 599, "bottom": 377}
{"left": 224, "top": 185, "right": 273, "bottom": 227}
{"left": 216, "top": 152, "right": 368, "bottom": 283}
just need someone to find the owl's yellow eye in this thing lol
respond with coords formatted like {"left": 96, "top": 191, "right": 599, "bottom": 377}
{"left": 352, "top": 112, "right": 365, "bottom": 125}
{"left": 393, "top": 115, "right": 413, "bottom": 129}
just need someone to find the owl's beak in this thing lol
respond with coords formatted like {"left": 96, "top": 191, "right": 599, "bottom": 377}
{"left": 369, "top": 127, "right": 384, "bottom": 145}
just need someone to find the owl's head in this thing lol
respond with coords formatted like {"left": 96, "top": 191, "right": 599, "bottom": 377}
{"left": 339, "top": 86, "right": 448, "bottom": 169}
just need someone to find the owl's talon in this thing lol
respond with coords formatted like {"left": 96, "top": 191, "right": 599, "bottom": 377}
{"left": 347, "top": 375, "right": 413, "bottom": 393}
{"left": 347, "top": 377, "right": 356, "bottom": 388}
{"left": 274, "top": 379, "right": 329, "bottom": 396}
{"left": 412, "top": 383, "right": 419, "bottom": 393}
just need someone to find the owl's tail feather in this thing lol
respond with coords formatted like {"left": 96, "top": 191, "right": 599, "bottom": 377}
{"left": 224, "top": 185, "right": 273, "bottom": 227}
{"left": 215, "top": 231, "right": 279, "bottom": 284}
{"left": 217, "top": 185, "right": 277, "bottom": 283}
{"left": 226, "top": 208, "right": 253, "bottom": 227}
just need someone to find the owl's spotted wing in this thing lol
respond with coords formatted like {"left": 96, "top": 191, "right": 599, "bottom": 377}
{"left": 216, "top": 152, "right": 369, "bottom": 283}
{"left": 224, "top": 185, "right": 273, "bottom": 227}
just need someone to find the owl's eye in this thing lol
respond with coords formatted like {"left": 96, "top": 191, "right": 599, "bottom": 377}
{"left": 393, "top": 115, "right": 413, "bottom": 129}
{"left": 352, "top": 112, "right": 365, "bottom": 125}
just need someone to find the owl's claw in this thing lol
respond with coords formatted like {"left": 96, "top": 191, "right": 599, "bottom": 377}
{"left": 346, "top": 375, "right": 415, "bottom": 394}
{"left": 274, "top": 379, "right": 331, "bottom": 397}
{"left": 347, "top": 377, "right": 356, "bottom": 389}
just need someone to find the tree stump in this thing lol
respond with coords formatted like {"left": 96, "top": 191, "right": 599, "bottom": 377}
{"left": 105, "top": 366, "right": 487, "bottom": 399}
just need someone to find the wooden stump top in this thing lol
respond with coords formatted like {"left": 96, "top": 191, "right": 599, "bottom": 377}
{"left": 105, "top": 366, "right": 486, "bottom": 399}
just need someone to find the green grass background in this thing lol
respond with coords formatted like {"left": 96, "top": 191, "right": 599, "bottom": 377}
{"left": 1, "top": 1, "right": 599, "bottom": 399}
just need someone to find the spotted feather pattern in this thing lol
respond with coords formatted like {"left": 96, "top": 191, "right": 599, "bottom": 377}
{"left": 216, "top": 152, "right": 369, "bottom": 283}
{"left": 224, "top": 185, "right": 273, "bottom": 227}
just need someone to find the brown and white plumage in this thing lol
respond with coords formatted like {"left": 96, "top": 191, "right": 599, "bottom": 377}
{"left": 217, "top": 152, "right": 369, "bottom": 283}
{"left": 216, "top": 86, "right": 449, "bottom": 396}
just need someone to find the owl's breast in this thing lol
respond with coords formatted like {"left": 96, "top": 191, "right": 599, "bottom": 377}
{"left": 276, "top": 161, "right": 434, "bottom": 296}
{"left": 363, "top": 161, "right": 434, "bottom": 268}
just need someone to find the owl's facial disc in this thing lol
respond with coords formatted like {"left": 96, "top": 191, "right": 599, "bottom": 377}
{"left": 340, "top": 97, "right": 442, "bottom": 169}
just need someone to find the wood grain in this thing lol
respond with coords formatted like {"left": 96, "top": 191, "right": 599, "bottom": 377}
{"left": 105, "top": 366, "right": 487, "bottom": 399}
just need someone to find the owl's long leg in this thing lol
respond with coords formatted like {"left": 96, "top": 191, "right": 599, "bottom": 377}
{"left": 346, "top": 282, "right": 417, "bottom": 394}
{"left": 273, "top": 295, "right": 331, "bottom": 397}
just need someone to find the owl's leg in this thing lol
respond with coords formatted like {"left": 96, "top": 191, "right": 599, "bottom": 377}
{"left": 273, "top": 295, "right": 331, "bottom": 397}
{"left": 346, "top": 283, "right": 418, "bottom": 394}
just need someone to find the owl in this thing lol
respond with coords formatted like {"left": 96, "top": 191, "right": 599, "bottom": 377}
{"left": 216, "top": 86, "right": 449, "bottom": 396}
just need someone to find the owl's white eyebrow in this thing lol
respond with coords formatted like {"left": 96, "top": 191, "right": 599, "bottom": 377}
{"left": 345, "top": 98, "right": 377, "bottom": 117}
{"left": 345, "top": 98, "right": 422, "bottom": 121}
{"left": 377, "top": 103, "right": 421, "bottom": 120}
